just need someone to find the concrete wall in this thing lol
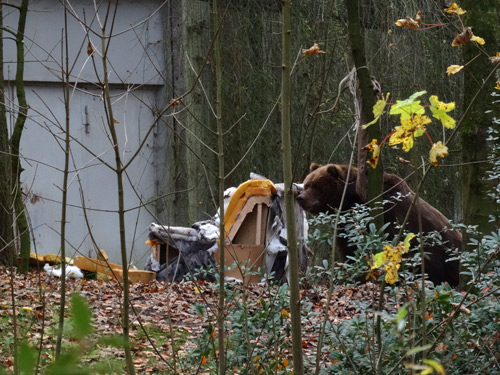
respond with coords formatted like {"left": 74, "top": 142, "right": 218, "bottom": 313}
{"left": 4, "top": 0, "right": 166, "bottom": 266}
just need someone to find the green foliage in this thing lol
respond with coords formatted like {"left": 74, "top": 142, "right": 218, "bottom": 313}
{"left": 66, "top": 294, "right": 93, "bottom": 340}
{"left": 17, "top": 341, "right": 36, "bottom": 375}
{"left": 4, "top": 294, "right": 126, "bottom": 375}
{"left": 179, "top": 278, "right": 293, "bottom": 374}
{"left": 307, "top": 205, "right": 500, "bottom": 374}
{"left": 389, "top": 90, "right": 427, "bottom": 119}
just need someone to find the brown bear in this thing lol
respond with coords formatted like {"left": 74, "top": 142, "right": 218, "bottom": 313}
{"left": 296, "top": 163, "right": 461, "bottom": 286}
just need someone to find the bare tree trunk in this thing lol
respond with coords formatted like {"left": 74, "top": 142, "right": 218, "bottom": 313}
{"left": 345, "top": 0, "right": 383, "bottom": 212}
{"left": 99, "top": 10, "right": 136, "bottom": 373}
{"left": 9, "top": 0, "right": 30, "bottom": 273}
{"left": 212, "top": 1, "right": 226, "bottom": 374}
{"left": 345, "top": 3, "right": 384, "bottom": 374}
{"left": 281, "top": 1, "right": 304, "bottom": 374}
{"left": 0, "top": 3, "right": 14, "bottom": 266}
{"left": 55, "top": 3, "right": 71, "bottom": 358}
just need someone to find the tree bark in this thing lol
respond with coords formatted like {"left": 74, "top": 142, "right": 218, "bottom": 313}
{"left": 100, "top": 10, "right": 136, "bottom": 373}
{"left": 0, "top": 4, "right": 14, "bottom": 266}
{"left": 461, "top": 0, "right": 500, "bottom": 234}
{"left": 9, "top": 0, "right": 30, "bottom": 273}
{"left": 345, "top": 0, "right": 383, "bottom": 221}
{"left": 162, "top": 0, "right": 215, "bottom": 226}
{"left": 281, "top": 1, "right": 304, "bottom": 374}
{"left": 212, "top": 1, "right": 226, "bottom": 374}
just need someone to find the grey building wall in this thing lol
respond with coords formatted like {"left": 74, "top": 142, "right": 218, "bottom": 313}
{"left": 4, "top": 0, "right": 166, "bottom": 266}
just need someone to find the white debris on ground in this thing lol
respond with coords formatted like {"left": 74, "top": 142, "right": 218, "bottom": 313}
{"left": 44, "top": 263, "right": 84, "bottom": 279}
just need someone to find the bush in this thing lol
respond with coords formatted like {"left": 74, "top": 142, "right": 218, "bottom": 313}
{"left": 306, "top": 206, "right": 500, "bottom": 374}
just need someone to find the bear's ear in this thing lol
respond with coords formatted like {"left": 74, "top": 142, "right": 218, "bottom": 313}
{"left": 310, "top": 163, "right": 322, "bottom": 172}
{"left": 326, "top": 164, "right": 356, "bottom": 182}
{"left": 326, "top": 164, "right": 340, "bottom": 177}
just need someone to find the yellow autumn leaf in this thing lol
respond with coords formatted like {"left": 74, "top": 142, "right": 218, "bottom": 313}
{"left": 363, "top": 92, "right": 390, "bottom": 128}
{"left": 22, "top": 307, "right": 32, "bottom": 313}
{"left": 395, "top": 18, "right": 419, "bottom": 29}
{"left": 429, "top": 95, "right": 456, "bottom": 129}
{"left": 389, "top": 114, "right": 432, "bottom": 152}
{"left": 495, "top": 81, "right": 500, "bottom": 90}
{"left": 422, "top": 359, "right": 446, "bottom": 375}
{"left": 446, "top": 64, "right": 464, "bottom": 76}
{"left": 417, "top": 367, "right": 434, "bottom": 375}
{"left": 281, "top": 309, "right": 290, "bottom": 318}
{"left": 385, "top": 263, "right": 400, "bottom": 285}
{"left": 444, "top": 3, "right": 466, "bottom": 15}
{"left": 471, "top": 35, "right": 485, "bottom": 45}
{"left": 429, "top": 141, "right": 448, "bottom": 167}
{"left": 363, "top": 139, "right": 380, "bottom": 169}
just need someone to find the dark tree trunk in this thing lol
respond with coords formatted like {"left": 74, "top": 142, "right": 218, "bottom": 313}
{"left": 0, "top": 4, "right": 14, "bottom": 266}
{"left": 345, "top": 0, "right": 383, "bottom": 219}
{"left": 461, "top": 0, "right": 500, "bottom": 234}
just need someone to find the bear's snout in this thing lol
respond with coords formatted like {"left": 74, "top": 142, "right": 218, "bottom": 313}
{"left": 296, "top": 192, "right": 319, "bottom": 213}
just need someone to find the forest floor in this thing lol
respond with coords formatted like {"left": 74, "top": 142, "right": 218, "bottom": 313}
{"left": 0, "top": 267, "right": 382, "bottom": 374}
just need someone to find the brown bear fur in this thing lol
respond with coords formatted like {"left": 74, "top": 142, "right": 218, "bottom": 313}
{"left": 296, "top": 163, "right": 461, "bottom": 286}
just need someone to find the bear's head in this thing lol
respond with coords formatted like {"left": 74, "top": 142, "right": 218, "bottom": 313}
{"left": 296, "top": 163, "right": 359, "bottom": 215}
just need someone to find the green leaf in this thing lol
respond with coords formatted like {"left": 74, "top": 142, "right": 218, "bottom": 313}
{"left": 390, "top": 91, "right": 427, "bottom": 119}
{"left": 96, "top": 334, "right": 126, "bottom": 348}
{"left": 69, "top": 293, "right": 93, "bottom": 339}
{"left": 18, "top": 340, "right": 36, "bottom": 375}
{"left": 396, "top": 305, "right": 408, "bottom": 331}
{"left": 372, "top": 252, "right": 385, "bottom": 269}
{"left": 406, "top": 344, "right": 433, "bottom": 356}
{"left": 363, "top": 92, "right": 390, "bottom": 128}
{"left": 403, "top": 233, "right": 415, "bottom": 250}
{"left": 47, "top": 348, "right": 89, "bottom": 375}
